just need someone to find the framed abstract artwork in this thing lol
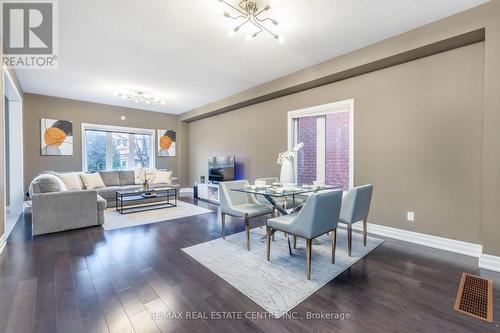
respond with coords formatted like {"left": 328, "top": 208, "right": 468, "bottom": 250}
{"left": 158, "top": 129, "right": 176, "bottom": 157}
{"left": 40, "top": 118, "right": 73, "bottom": 156}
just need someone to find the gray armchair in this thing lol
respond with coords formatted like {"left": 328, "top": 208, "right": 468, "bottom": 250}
{"left": 32, "top": 190, "right": 105, "bottom": 236}
{"left": 339, "top": 184, "right": 374, "bottom": 256}
{"left": 219, "top": 180, "right": 274, "bottom": 250}
{"left": 266, "top": 190, "right": 343, "bottom": 280}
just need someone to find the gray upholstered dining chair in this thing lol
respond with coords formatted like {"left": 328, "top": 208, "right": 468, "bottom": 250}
{"left": 219, "top": 180, "right": 274, "bottom": 251}
{"left": 339, "top": 184, "right": 374, "bottom": 256}
{"left": 266, "top": 190, "right": 343, "bottom": 280}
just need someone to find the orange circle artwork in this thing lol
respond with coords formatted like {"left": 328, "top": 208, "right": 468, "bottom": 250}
{"left": 160, "top": 135, "right": 173, "bottom": 150}
{"left": 44, "top": 127, "right": 66, "bottom": 147}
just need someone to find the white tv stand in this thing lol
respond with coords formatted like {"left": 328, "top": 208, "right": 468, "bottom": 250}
{"left": 196, "top": 183, "right": 220, "bottom": 203}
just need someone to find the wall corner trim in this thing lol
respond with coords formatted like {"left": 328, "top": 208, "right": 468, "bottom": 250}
{"left": 479, "top": 254, "right": 500, "bottom": 272}
{"left": 0, "top": 234, "right": 6, "bottom": 255}
{"left": 349, "top": 222, "right": 483, "bottom": 258}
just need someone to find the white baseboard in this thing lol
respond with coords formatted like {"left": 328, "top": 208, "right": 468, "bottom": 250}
{"left": 0, "top": 234, "right": 6, "bottom": 255}
{"left": 479, "top": 254, "right": 500, "bottom": 272}
{"left": 180, "top": 188, "right": 194, "bottom": 194}
{"left": 348, "top": 222, "right": 483, "bottom": 258}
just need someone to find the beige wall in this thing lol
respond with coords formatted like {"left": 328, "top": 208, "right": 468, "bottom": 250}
{"left": 481, "top": 1, "right": 500, "bottom": 256}
{"left": 186, "top": 1, "right": 500, "bottom": 257}
{"left": 23, "top": 94, "right": 180, "bottom": 191}
{"left": 189, "top": 43, "right": 485, "bottom": 245}
{"left": 176, "top": 121, "right": 190, "bottom": 187}
{"left": 7, "top": 1, "right": 500, "bottom": 259}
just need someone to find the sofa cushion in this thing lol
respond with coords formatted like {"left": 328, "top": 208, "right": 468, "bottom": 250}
{"left": 80, "top": 173, "right": 106, "bottom": 189}
{"left": 97, "top": 195, "right": 107, "bottom": 211}
{"left": 153, "top": 170, "right": 172, "bottom": 184}
{"left": 99, "top": 171, "right": 120, "bottom": 186}
{"left": 56, "top": 172, "right": 84, "bottom": 191}
{"left": 30, "top": 174, "right": 68, "bottom": 194}
{"left": 96, "top": 185, "right": 142, "bottom": 200}
{"left": 119, "top": 170, "right": 135, "bottom": 186}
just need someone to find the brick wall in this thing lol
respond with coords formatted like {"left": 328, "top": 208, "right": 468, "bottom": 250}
{"left": 296, "top": 112, "right": 350, "bottom": 188}
{"left": 297, "top": 116, "right": 317, "bottom": 185}
{"left": 326, "top": 112, "right": 350, "bottom": 189}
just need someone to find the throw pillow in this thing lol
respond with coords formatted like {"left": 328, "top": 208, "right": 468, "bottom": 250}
{"left": 30, "top": 174, "right": 68, "bottom": 194}
{"left": 99, "top": 171, "right": 120, "bottom": 186}
{"left": 153, "top": 170, "right": 172, "bottom": 184}
{"left": 56, "top": 172, "right": 84, "bottom": 191}
{"left": 134, "top": 168, "right": 156, "bottom": 185}
{"left": 80, "top": 173, "right": 106, "bottom": 190}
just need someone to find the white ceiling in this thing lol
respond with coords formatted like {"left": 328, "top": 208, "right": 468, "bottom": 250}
{"left": 15, "top": 0, "right": 488, "bottom": 115}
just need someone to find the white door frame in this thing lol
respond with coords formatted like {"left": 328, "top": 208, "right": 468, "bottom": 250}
{"left": 3, "top": 66, "right": 23, "bottom": 238}
{"left": 287, "top": 99, "right": 354, "bottom": 188}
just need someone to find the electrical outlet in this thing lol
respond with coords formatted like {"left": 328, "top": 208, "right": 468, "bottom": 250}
{"left": 407, "top": 212, "right": 415, "bottom": 222}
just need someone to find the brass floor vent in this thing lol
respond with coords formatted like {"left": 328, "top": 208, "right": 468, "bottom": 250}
{"left": 454, "top": 272, "right": 493, "bottom": 323}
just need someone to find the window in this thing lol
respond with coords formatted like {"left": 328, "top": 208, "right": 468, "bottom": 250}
{"left": 82, "top": 124, "right": 154, "bottom": 172}
{"left": 288, "top": 99, "right": 354, "bottom": 189}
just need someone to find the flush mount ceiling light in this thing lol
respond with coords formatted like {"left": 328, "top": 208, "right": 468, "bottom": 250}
{"left": 113, "top": 91, "right": 166, "bottom": 105}
{"left": 218, "top": 0, "right": 284, "bottom": 43}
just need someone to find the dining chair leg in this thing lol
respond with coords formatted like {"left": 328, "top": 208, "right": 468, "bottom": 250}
{"left": 293, "top": 235, "right": 297, "bottom": 249}
{"left": 266, "top": 226, "right": 271, "bottom": 261}
{"left": 347, "top": 224, "right": 352, "bottom": 256}
{"left": 363, "top": 218, "right": 367, "bottom": 246}
{"left": 245, "top": 214, "right": 250, "bottom": 251}
{"left": 332, "top": 228, "right": 337, "bottom": 264}
{"left": 221, "top": 213, "right": 225, "bottom": 239}
{"left": 272, "top": 232, "right": 275, "bottom": 241}
{"left": 306, "top": 239, "right": 312, "bottom": 280}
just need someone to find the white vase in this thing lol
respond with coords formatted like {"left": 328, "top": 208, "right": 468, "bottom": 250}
{"left": 280, "top": 159, "right": 296, "bottom": 184}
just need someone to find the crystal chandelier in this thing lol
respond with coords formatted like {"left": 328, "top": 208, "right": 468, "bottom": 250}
{"left": 113, "top": 91, "right": 166, "bottom": 105}
{"left": 217, "top": 0, "right": 284, "bottom": 43}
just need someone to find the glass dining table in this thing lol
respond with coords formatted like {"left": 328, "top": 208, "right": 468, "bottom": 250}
{"left": 231, "top": 185, "right": 342, "bottom": 254}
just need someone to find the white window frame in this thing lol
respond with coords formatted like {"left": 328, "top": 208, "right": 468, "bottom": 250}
{"left": 287, "top": 98, "right": 354, "bottom": 188}
{"left": 81, "top": 123, "right": 155, "bottom": 172}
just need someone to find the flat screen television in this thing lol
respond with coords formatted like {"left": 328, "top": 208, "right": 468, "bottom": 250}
{"left": 208, "top": 156, "right": 235, "bottom": 182}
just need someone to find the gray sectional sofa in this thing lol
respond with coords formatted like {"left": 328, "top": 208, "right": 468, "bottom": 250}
{"left": 95, "top": 170, "right": 180, "bottom": 208}
{"left": 30, "top": 170, "right": 180, "bottom": 236}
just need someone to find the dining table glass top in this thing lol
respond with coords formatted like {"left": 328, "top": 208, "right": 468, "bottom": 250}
{"left": 231, "top": 184, "right": 342, "bottom": 197}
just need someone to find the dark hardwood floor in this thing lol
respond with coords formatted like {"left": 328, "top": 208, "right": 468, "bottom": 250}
{"left": 1, "top": 195, "right": 499, "bottom": 333}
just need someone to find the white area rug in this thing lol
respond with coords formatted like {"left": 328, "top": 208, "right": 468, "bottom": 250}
{"left": 183, "top": 227, "right": 383, "bottom": 318}
{"left": 103, "top": 201, "right": 212, "bottom": 230}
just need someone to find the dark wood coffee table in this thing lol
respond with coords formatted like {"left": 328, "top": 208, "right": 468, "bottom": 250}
{"left": 115, "top": 187, "right": 177, "bottom": 214}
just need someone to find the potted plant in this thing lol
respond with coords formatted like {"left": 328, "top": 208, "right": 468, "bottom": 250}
{"left": 140, "top": 168, "right": 151, "bottom": 191}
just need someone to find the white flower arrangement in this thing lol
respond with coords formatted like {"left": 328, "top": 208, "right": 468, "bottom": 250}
{"left": 277, "top": 142, "right": 304, "bottom": 165}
